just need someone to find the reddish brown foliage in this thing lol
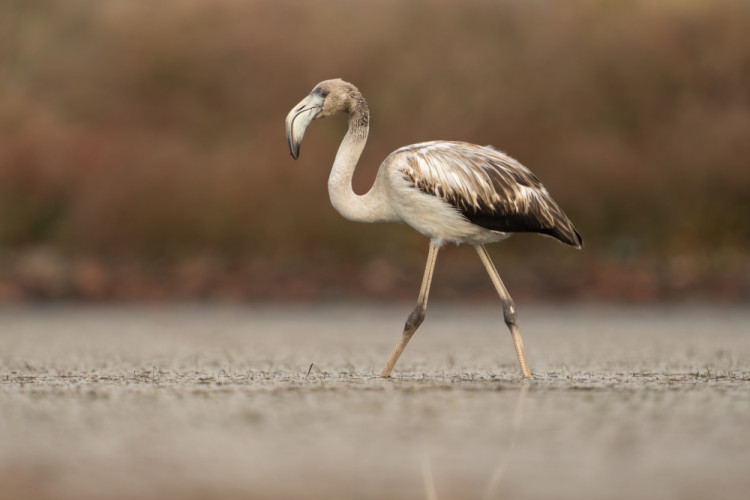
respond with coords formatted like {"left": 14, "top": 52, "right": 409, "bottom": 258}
{"left": 1, "top": 0, "right": 749, "bottom": 301}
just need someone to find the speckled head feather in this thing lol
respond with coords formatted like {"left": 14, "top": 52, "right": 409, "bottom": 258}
{"left": 313, "top": 79, "right": 369, "bottom": 127}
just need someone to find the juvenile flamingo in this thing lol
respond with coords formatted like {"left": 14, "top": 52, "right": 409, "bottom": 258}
{"left": 285, "top": 79, "right": 582, "bottom": 378}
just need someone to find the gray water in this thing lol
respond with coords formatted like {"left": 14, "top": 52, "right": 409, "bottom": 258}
{"left": 1, "top": 304, "right": 749, "bottom": 499}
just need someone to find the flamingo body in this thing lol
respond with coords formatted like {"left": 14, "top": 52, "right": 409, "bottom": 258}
{"left": 381, "top": 140, "right": 582, "bottom": 247}
{"left": 285, "top": 79, "right": 582, "bottom": 378}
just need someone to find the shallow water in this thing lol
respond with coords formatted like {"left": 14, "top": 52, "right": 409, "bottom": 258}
{"left": 1, "top": 304, "right": 749, "bottom": 499}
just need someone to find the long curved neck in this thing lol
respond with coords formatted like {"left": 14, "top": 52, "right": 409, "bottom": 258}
{"left": 327, "top": 100, "right": 396, "bottom": 223}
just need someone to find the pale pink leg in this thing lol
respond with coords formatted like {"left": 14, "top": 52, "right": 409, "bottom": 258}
{"left": 475, "top": 245, "right": 531, "bottom": 378}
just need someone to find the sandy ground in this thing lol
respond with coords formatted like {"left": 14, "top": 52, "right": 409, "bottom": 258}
{"left": 1, "top": 303, "right": 749, "bottom": 500}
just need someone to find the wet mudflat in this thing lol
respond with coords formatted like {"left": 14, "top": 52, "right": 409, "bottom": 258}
{"left": 1, "top": 304, "right": 749, "bottom": 500}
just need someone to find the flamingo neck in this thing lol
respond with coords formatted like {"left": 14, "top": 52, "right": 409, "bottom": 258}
{"left": 327, "top": 106, "right": 397, "bottom": 223}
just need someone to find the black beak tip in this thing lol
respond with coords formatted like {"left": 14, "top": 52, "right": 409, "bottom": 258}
{"left": 289, "top": 143, "right": 301, "bottom": 160}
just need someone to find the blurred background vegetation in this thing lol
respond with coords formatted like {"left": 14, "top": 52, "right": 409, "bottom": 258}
{"left": 1, "top": 0, "right": 749, "bottom": 302}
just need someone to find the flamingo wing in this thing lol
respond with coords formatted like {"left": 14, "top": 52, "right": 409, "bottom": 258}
{"left": 391, "top": 141, "right": 582, "bottom": 247}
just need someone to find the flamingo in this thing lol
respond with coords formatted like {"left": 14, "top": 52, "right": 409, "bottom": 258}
{"left": 285, "top": 79, "right": 582, "bottom": 378}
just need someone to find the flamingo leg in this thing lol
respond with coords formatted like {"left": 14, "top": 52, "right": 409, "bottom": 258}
{"left": 475, "top": 245, "right": 532, "bottom": 378}
{"left": 380, "top": 242, "right": 440, "bottom": 377}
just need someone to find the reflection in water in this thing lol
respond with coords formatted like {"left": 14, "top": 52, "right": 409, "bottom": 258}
{"left": 422, "top": 453, "right": 439, "bottom": 500}
{"left": 420, "top": 382, "right": 530, "bottom": 499}
{"left": 483, "top": 381, "right": 530, "bottom": 499}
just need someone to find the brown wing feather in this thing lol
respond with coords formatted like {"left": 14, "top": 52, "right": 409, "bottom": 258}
{"left": 393, "top": 141, "right": 582, "bottom": 247}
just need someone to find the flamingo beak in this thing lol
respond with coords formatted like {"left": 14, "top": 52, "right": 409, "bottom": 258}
{"left": 285, "top": 94, "right": 323, "bottom": 160}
